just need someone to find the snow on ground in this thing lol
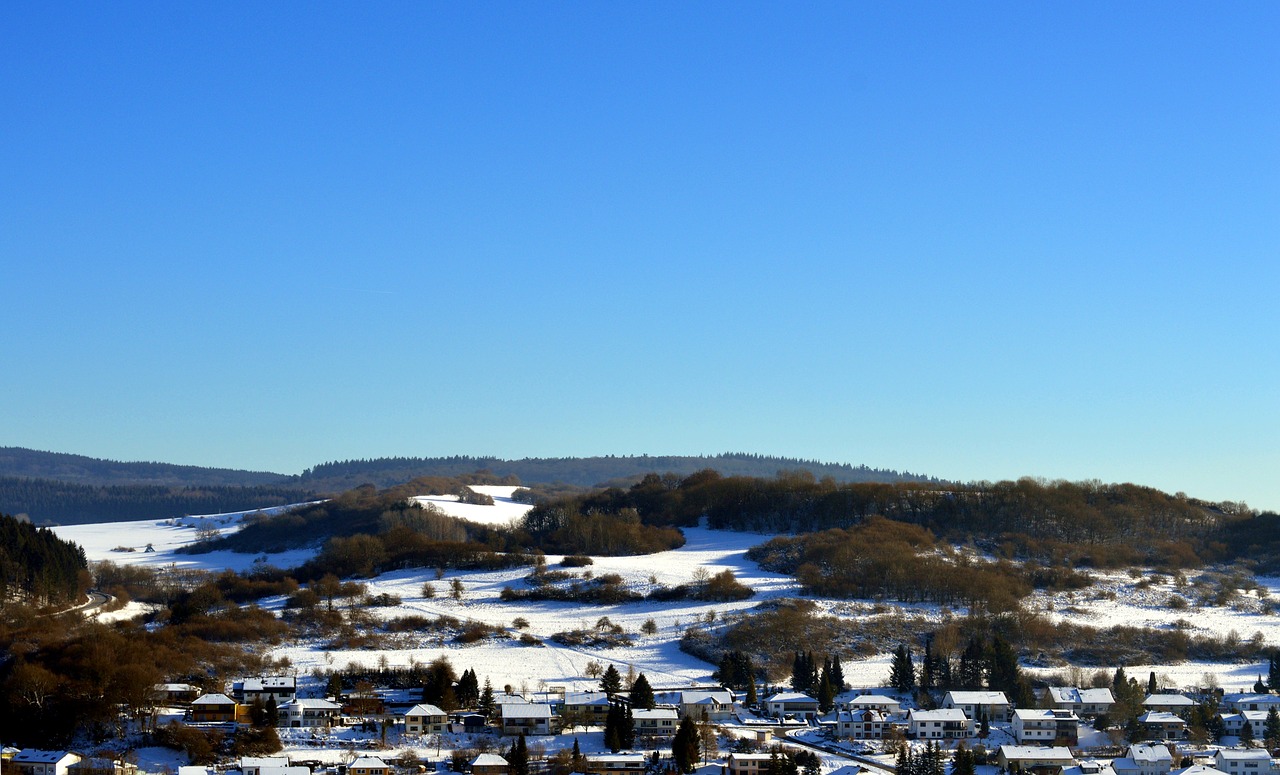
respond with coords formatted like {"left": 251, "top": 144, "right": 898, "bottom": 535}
{"left": 411, "top": 485, "right": 532, "bottom": 527}
{"left": 50, "top": 493, "right": 1280, "bottom": 694}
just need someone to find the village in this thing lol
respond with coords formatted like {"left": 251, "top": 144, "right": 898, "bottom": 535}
{"left": 9, "top": 667, "right": 1280, "bottom": 775}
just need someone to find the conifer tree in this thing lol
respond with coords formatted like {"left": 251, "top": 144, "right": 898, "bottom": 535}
{"left": 673, "top": 716, "right": 700, "bottom": 772}
{"left": 1241, "top": 715, "right": 1256, "bottom": 747}
{"left": 831, "top": 653, "right": 845, "bottom": 691}
{"left": 601, "top": 664, "right": 623, "bottom": 696}
{"left": 890, "top": 644, "right": 916, "bottom": 693}
{"left": 508, "top": 733, "right": 529, "bottom": 775}
{"left": 1270, "top": 652, "right": 1280, "bottom": 692}
{"left": 630, "top": 673, "right": 656, "bottom": 710}
{"left": 1264, "top": 707, "right": 1280, "bottom": 750}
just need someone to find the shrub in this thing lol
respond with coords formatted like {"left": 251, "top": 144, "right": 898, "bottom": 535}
{"left": 561, "top": 555, "right": 594, "bottom": 567}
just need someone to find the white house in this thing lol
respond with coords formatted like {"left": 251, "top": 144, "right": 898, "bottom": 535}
{"left": 240, "top": 758, "right": 290, "bottom": 775}
{"left": 944, "top": 690, "right": 1011, "bottom": 722}
{"left": 764, "top": 692, "right": 820, "bottom": 720}
{"left": 1043, "top": 687, "right": 1115, "bottom": 716}
{"left": 1013, "top": 709, "right": 1080, "bottom": 745}
{"left": 500, "top": 703, "right": 557, "bottom": 735}
{"left": 1224, "top": 695, "right": 1280, "bottom": 713}
{"left": 726, "top": 754, "right": 774, "bottom": 775}
{"left": 1111, "top": 744, "right": 1175, "bottom": 775}
{"left": 1214, "top": 750, "right": 1274, "bottom": 775}
{"left": 237, "top": 676, "right": 297, "bottom": 705}
{"left": 844, "top": 695, "right": 903, "bottom": 715}
{"left": 909, "top": 709, "right": 973, "bottom": 740}
{"left": 12, "top": 751, "right": 82, "bottom": 775}
{"left": 277, "top": 698, "right": 341, "bottom": 729}
{"left": 1137, "top": 712, "right": 1187, "bottom": 741}
{"left": 656, "top": 689, "right": 736, "bottom": 722}
{"left": 403, "top": 703, "right": 448, "bottom": 735}
{"left": 1143, "top": 695, "right": 1196, "bottom": 714}
{"left": 835, "top": 709, "right": 889, "bottom": 740}
{"left": 583, "top": 754, "right": 647, "bottom": 775}
{"left": 632, "top": 707, "right": 679, "bottom": 736}
{"left": 1219, "top": 711, "right": 1269, "bottom": 739}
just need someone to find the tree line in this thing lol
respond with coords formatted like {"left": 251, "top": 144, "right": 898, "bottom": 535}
{"left": 0, "top": 512, "right": 88, "bottom": 606}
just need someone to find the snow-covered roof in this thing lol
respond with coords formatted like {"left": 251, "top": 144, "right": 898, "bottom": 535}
{"left": 471, "top": 755, "right": 508, "bottom": 767}
{"left": 565, "top": 691, "right": 610, "bottom": 706}
{"left": 847, "top": 694, "right": 901, "bottom": 707}
{"left": 999, "top": 746, "right": 1076, "bottom": 762}
{"left": 1128, "top": 745, "right": 1173, "bottom": 764}
{"left": 1177, "top": 766, "right": 1229, "bottom": 775}
{"left": 586, "top": 755, "right": 646, "bottom": 764}
{"left": 241, "top": 676, "right": 295, "bottom": 691}
{"left": 910, "top": 709, "right": 969, "bottom": 722}
{"left": 946, "top": 690, "right": 1009, "bottom": 704}
{"left": 350, "top": 758, "right": 388, "bottom": 770}
{"left": 764, "top": 692, "right": 817, "bottom": 703}
{"left": 1143, "top": 693, "right": 1195, "bottom": 707}
{"left": 241, "top": 758, "right": 289, "bottom": 769}
{"left": 280, "top": 698, "right": 341, "bottom": 710}
{"left": 192, "top": 693, "right": 237, "bottom": 705}
{"left": 405, "top": 703, "right": 447, "bottom": 716}
{"left": 1014, "top": 708, "right": 1079, "bottom": 721}
{"left": 632, "top": 708, "right": 679, "bottom": 720}
{"left": 1137, "top": 711, "right": 1186, "bottom": 724}
{"left": 1215, "top": 749, "right": 1272, "bottom": 763}
{"left": 14, "top": 751, "right": 79, "bottom": 765}
{"left": 1047, "top": 687, "right": 1114, "bottom": 705}
{"left": 503, "top": 703, "right": 553, "bottom": 719}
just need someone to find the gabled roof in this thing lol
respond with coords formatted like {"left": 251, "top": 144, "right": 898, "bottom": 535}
{"left": 764, "top": 692, "right": 817, "bottom": 704}
{"left": 565, "top": 691, "right": 610, "bottom": 706}
{"left": 14, "top": 751, "right": 79, "bottom": 765}
{"left": 241, "top": 676, "right": 296, "bottom": 692}
{"left": 999, "top": 746, "right": 1076, "bottom": 762}
{"left": 280, "top": 698, "right": 341, "bottom": 710}
{"left": 1014, "top": 708, "right": 1080, "bottom": 721}
{"left": 1215, "top": 749, "right": 1271, "bottom": 762}
{"left": 1127, "top": 744, "right": 1173, "bottom": 764}
{"left": 191, "top": 693, "right": 237, "bottom": 706}
{"left": 910, "top": 709, "right": 969, "bottom": 722}
{"left": 502, "top": 703, "right": 553, "bottom": 719}
{"left": 471, "top": 755, "right": 508, "bottom": 767}
{"left": 632, "top": 708, "right": 679, "bottom": 720}
{"left": 240, "top": 757, "right": 290, "bottom": 769}
{"left": 945, "top": 690, "right": 1010, "bottom": 704}
{"left": 1137, "top": 711, "right": 1186, "bottom": 724}
{"left": 1047, "top": 687, "right": 1115, "bottom": 705}
{"left": 405, "top": 703, "right": 447, "bottom": 717}
{"left": 1143, "top": 694, "right": 1195, "bottom": 707}
{"left": 350, "top": 758, "right": 389, "bottom": 770}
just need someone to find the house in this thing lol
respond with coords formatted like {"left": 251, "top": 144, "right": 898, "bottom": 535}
{"left": 944, "top": 690, "right": 1011, "bottom": 722}
{"left": 1013, "top": 709, "right": 1080, "bottom": 746}
{"left": 908, "top": 709, "right": 973, "bottom": 740}
{"left": 349, "top": 758, "right": 390, "bottom": 775}
{"left": 236, "top": 676, "right": 297, "bottom": 705}
{"left": 258, "top": 768, "right": 310, "bottom": 775}
{"left": 11, "top": 751, "right": 82, "bottom": 775}
{"left": 725, "top": 754, "right": 774, "bottom": 775}
{"left": 190, "top": 693, "right": 241, "bottom": 723}
{"left": 1219, "top": 711, "right": 1268, "bottom": 739}
{"left": 1043, "top": 687, "right": 1115, "bottom": 717}
{"left": 470, "top": 756, "right": 508, "bottom": 775}
{"left": 1137, "top": 712, "right": 1187, "bottom": 741}
{"left": 451, "top": 712, "right": 489, "bottom": 734}
{"left": 1214, "top": 750, "right": 1274, "bottom": 775}
{"left": 584, "top": 754, "right": 647, "bottom": 775}
{"left": 1143, "top": 695, "right": 1196, "bottom": 714}
{"left": 844, "top": 694, "right": 903, "bottom": 715}
{"left": 632, "top": 707, "right": 680, "bottom": 737}
{"left": 1176, "top": 767, "right": 1231, "bottom": 775}
{"left": 657, "top": 690, "right": 737, "bottom": 722}
{"left": 404, "top": 703, "right": 448, "bottom": 735}
{"left": 1111, "top": 744, "right": 1175, "bottom": 775}
{"left": 563, "top": 691, "right": 613, "bottom": 727}
{"left": 153, "top": 683, "right": 202, "bottom": 706}
{"left": 240, "top": 758, "right": 290, "bottom": 775}
{"left": 500, "top": 703, "right": 557, "bottom": 735}
{"left": 277, "top": 698, "right": 342, "bottom": 729}
{"left": 834, "top": 709, "right": 889, "bottom": 740}
{"left": 1224, "top": 695, "right": 1280, "bottom": 713}
{"left": 764, "top": 692, "right": 820, "bottom": 720}
{"left": 997, "top": 746, "right": 1076, "bottom": 774}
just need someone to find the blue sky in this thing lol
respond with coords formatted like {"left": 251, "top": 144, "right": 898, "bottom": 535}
{"left": 3, "top": 3, "right": 1277, "bottom": 510}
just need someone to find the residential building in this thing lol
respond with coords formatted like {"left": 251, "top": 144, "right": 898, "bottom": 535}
{"left": 239, "top": 758, "right": 289, "bottom": 775}
{"left": 190, "top": 693, "right": 240, "bottom": 723}
{"left": 584, "top": 754, "right": 647, "bottom": 775}
{"left": 1013, "top": 709, "right": 1080, "bottom": 746}
{"left": 236, "top": 676, "right": 297, "bottom": 705}
{"left": 908, "top": 709, "right": 973, "bottom": 740}
{"left": 996, "top": 745, "right": 1076, "bottom": 773}
{"left": 1042, "top": 687, "right": 1115, "bottom": 717}
{"left": 1224, "top": 695, "right": 1280, "bottom": 713}
{"left": 1214, "top": 750, "right": 1274, "bottom": 775}
{"left": 1137, "top": 712, "right": 1187, "bottom": 741}
{"left": 404, "top": 703, "right": 448, "bottom": 735}
{"left": 11, "top": 751, "right": 82, "bottom": 775}
{"left": 563, "top": 691, "right": 612, "bottom": 727}
{"left": 500, "top": 703, "right": 557, "bottom": 735}
{"left": 1111, "top": 744, "right": 1175, "bottom": 775}
{"left": 943, "top": 691, "right": 1011, "bottom": 722}
{"left": 763, "top": 692, "right": 820, "bottom": 720}
{"left": 725, "top": 754, "right": 773, "bottom": 775}
{"left": 153, "top": 683, "right": 201, "bottom": 706}
{"left": 1143, "top": 695, "right": 1196, "bottom": 714}
{"left": 349, "top": 758, "right": 390, "bottom": 775}
{"left": 277, "top": 699, "right": 342, "bottom": 729}
{"left": 470, "top": 755, "right": 508, "bottom": 775}
{"left": 1219, "top": 711, "right": 1268, "bottom": 739}
{"left": 632, "top": 707, "right": 679, "bottom": 737}
{"left": 834, "top": 709, "right": 889, "bottom": 740}
{"left": 656, "top": 690, "right": 737, "bottom": 722}
{"left": 844, "top": 695, "right": 902, "bottom": 715}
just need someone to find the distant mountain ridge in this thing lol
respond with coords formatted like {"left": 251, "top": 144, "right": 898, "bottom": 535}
{"left": 0, "top": 447, "right": 935, "bottom": 524}
{"left": 0, "top": 447, "right": 290, "bottom": 487}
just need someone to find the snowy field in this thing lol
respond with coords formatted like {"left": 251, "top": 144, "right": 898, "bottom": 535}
{"left": 52, "top": 486, "right": 1280, "bottom": 695}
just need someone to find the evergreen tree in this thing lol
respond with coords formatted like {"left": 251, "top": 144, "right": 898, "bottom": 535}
{"left": 831, "top": 653, "right": 845, "bottom": 691}
{"left": 571, "top": 739, "right": 585, "bottom": 773}
{"left": 1240, "top": 715, "right": 1256, "bottom": 747}
{"left": 605, "top": 704, "right": 624, "bottom": 752}
{"left": 818, "top": 674, "right": 836, "bottom": 714}
{"left": 953, "top": 743, "right": 976, "bottom": 775}
{"left": 673, "top": 716, "right": 700, "bottom": 773}
{"left": 1147, "top": 672, "right": 1159, "bottom": 696}
{"left": 1264, "top": 707, "right": 1280, "bottom": 750}
{"left": 457, "top": 668, "right": 480, "bottom": 708}
{"left": 507, "top": 733, "right": 529, "bottom": 775}
{"left": 630, "top": 673, "right": 656, "bottom": 710}
{"left": 1270, "top": 652, "right": 1280, "bottom": 692}
{"left": 621, "top": 705, "right": 635, "bottom": 750}
{"left": 986, "top": 636, "right": 1020, "bottom": 700}
{"left": 921, "top": 639, "right": 936, "bottom": 692}
{"left": 601, "top": 664, "right": 623, "bottom": 696}
{"left": 889, "top": 644, "right": 916, "bottom": 693}
{"left": 958, "top": 637, "right": 986, "bottom": 689}
{"left": 479, "top": 678, "right": 495, "bottom": 718}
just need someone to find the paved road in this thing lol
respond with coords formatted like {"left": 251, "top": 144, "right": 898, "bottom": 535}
{"left": 43, "top": 589, "right": 114, "bottom": 617}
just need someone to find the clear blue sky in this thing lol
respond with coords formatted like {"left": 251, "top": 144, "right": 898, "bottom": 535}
{"left": 3, "top": 3, "right": 1277, "bottom": 510}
